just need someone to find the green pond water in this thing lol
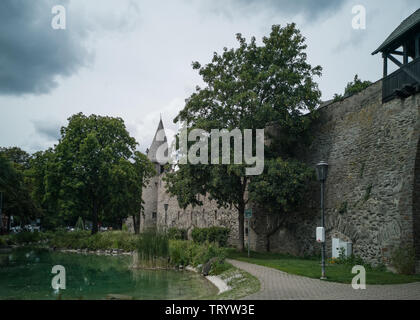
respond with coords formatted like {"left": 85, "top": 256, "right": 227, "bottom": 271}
{"left": 0, "top": 248, "right": 217, "bottom": 300}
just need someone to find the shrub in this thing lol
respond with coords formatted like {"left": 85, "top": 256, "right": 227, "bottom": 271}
{"left": 334, "top": 247, "right": 366, "bottom": 267}
{"left": 169, "top": 240, "right": 191, "bottom": 266}
{"left": 169, "top": 240, "right": 227, "bottom": 268}
{"left": 207, "top": 227, "right": 230, "bottom": 247}
{"left": 167, "top": 227, "right": 188, "bottom": 240}
{"left": 333, "top": 75, "right": 372, "bottom": 102}
{"left": 210, "top": 260, "right": 232, "bottom": 275}
{"left": 47, "top": 230, "right": 137, "bottom": 251}
{"left": 391, "top": 244, "right": 416, "bottom": 275}
{"left": 49, "top": 230, "right": 89, "bottom": 249}
{"left": 192, "top": 241, "right": 226, "bottom": 266}
{"left": 189, "top": 241, "right": 226, "bottom": 268}
{"left": 13, "top": 231, "right": 42, "bottom": 244}
{"left": 191, "top": 227, "right": 230, "bottom": 247}
{"left": 191, "top": 228, "right": 208, "bottom": 244}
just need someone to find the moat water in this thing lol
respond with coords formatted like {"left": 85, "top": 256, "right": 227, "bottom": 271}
{"left": 0, "top": 247, "right": 217, "bottom": 300}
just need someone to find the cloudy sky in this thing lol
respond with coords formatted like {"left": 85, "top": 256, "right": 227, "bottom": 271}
{"left": 0, "top": 0, "right": 418, "bottom": 154}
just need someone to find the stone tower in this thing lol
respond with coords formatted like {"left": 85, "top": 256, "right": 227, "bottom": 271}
{"left": 140, "top": 118, "right": 168, "bottom": 232}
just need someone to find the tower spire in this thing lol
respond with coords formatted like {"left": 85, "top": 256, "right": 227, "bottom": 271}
{"left": 147, "top": 118, "right": 168, "bottom": 164}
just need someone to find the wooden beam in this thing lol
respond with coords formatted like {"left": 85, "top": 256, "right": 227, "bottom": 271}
{"left": 387, "top": 53, "right": 402, "bottom": 67}
{"left": 391, "top": 50, "right": 404, "bottom": 56}
{"left": 387, "top": 53, "right": 420, "bottom": 84}
{"left": 403, "top": 43, "right": 408, "bottom": 64}
{"left": 383, "top": 53, "right": 388, "bottom": 77}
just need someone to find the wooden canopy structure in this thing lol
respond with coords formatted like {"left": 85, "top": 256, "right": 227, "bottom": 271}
{"left": 372, "top": 9, "right": 420, "bottom": 102}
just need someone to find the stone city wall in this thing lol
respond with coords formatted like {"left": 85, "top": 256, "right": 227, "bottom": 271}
{"left": 155, "top": 176, "right": 240, "bottom": 247}
{"left": 265, "top": 80, "right": 420, "bottom": 266}
{"left": 139, "top": 80, "right": 420, "bottom": 269}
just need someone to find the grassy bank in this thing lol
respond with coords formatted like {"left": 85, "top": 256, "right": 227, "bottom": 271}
{"left": 0, "top": 230, "right": 138, "bottom": 251}
{"left": 227, "top": 250, "right": 420, "bottom": 285}
{"left": 203, "top": 264, "right": 260, "bottom": 300}
{"left": 169, "top": 240, "right": 228, "bottom": 272}
{"left": 0, "top": 231, "right": 230, "bottom": 275}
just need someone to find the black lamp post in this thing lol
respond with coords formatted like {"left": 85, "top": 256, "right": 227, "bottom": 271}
{"left": 316, "top": 161, "right": 328, "bottom": 280}
{"left": 164, "top": 203, "right": 169, "bottom": 228}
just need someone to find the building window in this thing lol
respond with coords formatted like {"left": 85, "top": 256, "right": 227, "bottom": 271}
{"left": 245, "top": 227, "right": 249, "bottom": 236}
{"left": 152, "top": 212, "right": 157, "bottom": 219}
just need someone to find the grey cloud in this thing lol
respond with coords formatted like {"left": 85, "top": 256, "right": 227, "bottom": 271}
{"left": 334, "top": 29, "right": 368, "bottom": 52}
{"left": 201, "top": 0, "right": 349, "bottom": 20}
{"left": 33, "top": 119, "right": 61, "bottom": 141}
{"left": 0, "top": 0, "right": 90, "bottom": 95}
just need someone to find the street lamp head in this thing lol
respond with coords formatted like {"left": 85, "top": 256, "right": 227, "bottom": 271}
{"left": 164, "top": 203, "right": 169, "bottom": 211}
{"left": 316, "top": 161, "right": 329, "bottom": 182}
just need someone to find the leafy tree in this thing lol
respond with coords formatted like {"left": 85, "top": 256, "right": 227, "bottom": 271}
{"left": 249, "top": 158, "right": 314, "bottom": 213}
{"left": 0, "top": 147, "right": 31, "bottom": 170}
{"left": 25, "top": 114, "right": 155, "bottom": 233}
{"left": 50, "top": 113, "right": 138, "bottom": 234}
{"left": 26, "top": 149, "right": 62, "bottom": 229}
{"left": 333, "top": 74, "right": 372, "bottom": 102}
{"left": 165, "top": 24, "right": 322, "bottom": 250}
{"left": 105, "top": 151, "right": 155, "bottom": 233}
{"left": 248, "top": 158, "right": 315, "bottom": 251}
{"left": 0, "top": 154, "right": 35, "bottom": 231}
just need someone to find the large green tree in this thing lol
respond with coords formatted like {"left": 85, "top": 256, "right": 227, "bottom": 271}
{"left": 0, "top": 152, "right": 35, "bottom": 231}
{"left": 50, "top": 113, "right": 139, "bottom": 234}
{"left": 165, "top": 24, "right": 321, "bottom": 250}
{"left": 27, "top": 149, "right": 62, "bottom": 229}
{"left": 247, "top": 158, "right": 315, "bottom": 251}
{"left": 0, "top": 147, "right": 31, "bottom": 170}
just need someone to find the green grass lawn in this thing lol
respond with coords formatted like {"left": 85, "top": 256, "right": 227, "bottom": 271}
{"left": 227, "top": 249, "right": 420, "bottom": 285}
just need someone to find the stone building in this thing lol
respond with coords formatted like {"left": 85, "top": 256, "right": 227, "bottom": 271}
{"left": 137, "top": 10, "right": 420, "bottom": 271}
{"left": 140, "top": 118, "right": 240, "bottom": 245}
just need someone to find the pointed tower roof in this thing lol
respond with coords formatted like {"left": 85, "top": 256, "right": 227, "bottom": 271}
{"left": 147, "top": 118, "right": 168, "bottom": 163}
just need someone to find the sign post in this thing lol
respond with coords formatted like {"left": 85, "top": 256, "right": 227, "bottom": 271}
{"left": 245, "top": 209, "right": 252, "bottom": 258}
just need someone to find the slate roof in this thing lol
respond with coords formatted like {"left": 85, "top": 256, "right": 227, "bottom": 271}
{"left": 147, "top": 119, "right": 168, "bottom": 163}
{"left": 372, "top": 8, "right": 420, "bottom": 55}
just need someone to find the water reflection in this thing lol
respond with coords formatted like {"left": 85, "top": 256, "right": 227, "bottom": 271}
{"left": 0, "top": 248, "right": 217, "bottom": 300}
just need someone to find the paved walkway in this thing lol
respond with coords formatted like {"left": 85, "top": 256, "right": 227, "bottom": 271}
{"left": 227, "top": 259, "right": 420, "bottom": 300}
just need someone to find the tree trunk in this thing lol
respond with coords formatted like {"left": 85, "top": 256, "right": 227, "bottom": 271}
{"left": 265, "top": 216, "right": 285, "bottom": 252}
{"left": 136, "top": 213, "right": 140, "bottom": 234}
{"left": 132, "top": 214, "right": 137, "bottom": 234}
{"left": 132, "top": 214, "right": 140, "bottom": 234}
{"left": 238, "top": 203, "right": 245, "bottom": 252}
{"left": 92, "top": 200, "right": 98, "bottom": 235}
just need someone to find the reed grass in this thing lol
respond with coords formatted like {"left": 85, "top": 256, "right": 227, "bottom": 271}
{"left": 135, "top": 228, "right": 170, "bottom": 269}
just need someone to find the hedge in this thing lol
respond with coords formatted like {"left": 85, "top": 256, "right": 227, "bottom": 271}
{"left": 167, "top": 227, "right": 188, "bottom": 240}
{"left": 191, "top": 227, "right": 230, "bottom": 247}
